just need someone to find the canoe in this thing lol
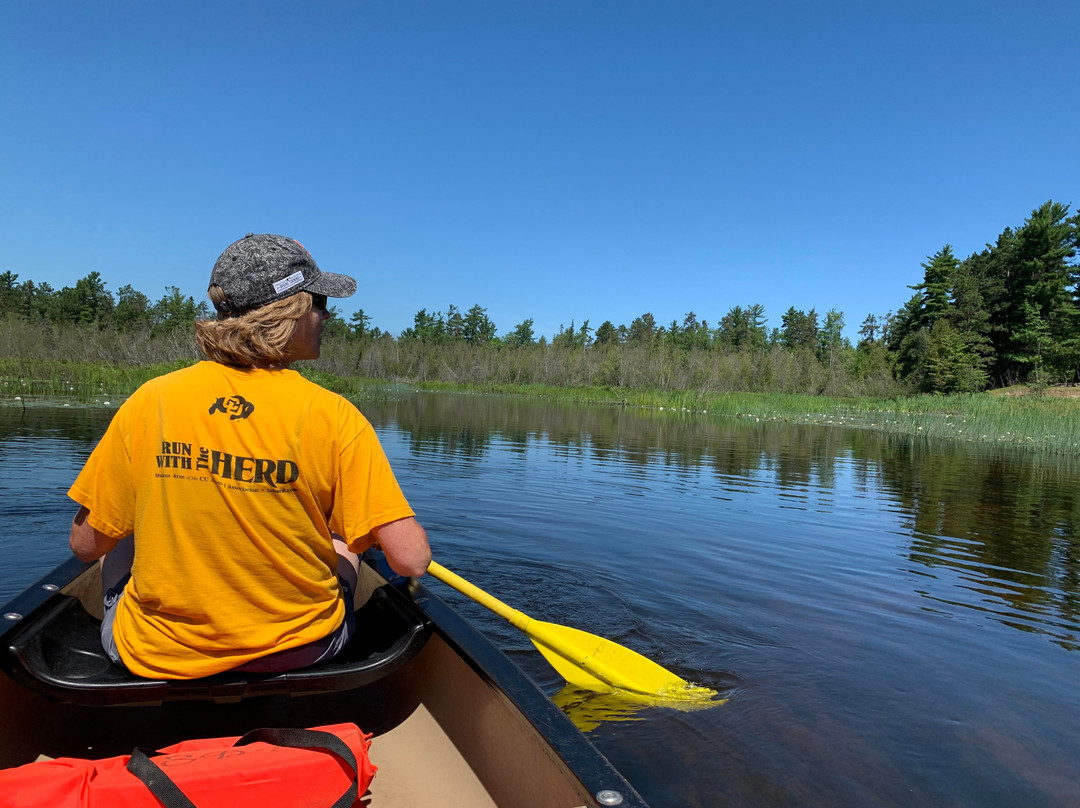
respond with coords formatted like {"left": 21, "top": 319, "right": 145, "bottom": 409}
{"left": 0, "top": 553, "right": 650, "bottom": 808}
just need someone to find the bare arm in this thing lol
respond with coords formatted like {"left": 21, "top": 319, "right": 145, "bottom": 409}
{"left": 371, "top": 516, "right": 431, "bottom": 579}
{"left": 69, "top": 506, "right": 122, "bottom": 562}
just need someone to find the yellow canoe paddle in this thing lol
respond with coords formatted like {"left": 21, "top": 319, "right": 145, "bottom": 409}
{"left": 426, "top": 560, "right": 716, "bottom": 701}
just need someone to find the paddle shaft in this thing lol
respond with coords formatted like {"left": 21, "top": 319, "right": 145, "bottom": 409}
{"left": 426, "top": 561, "right": 531, "bottom": 630}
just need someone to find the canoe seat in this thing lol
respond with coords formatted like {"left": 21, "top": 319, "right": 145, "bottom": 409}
{"left": 3, "top": 583, "right": 431, "bottom": 706}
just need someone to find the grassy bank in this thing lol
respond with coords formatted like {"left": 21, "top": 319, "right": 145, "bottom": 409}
{"left": 387, "top": 380, "right": 1080, "bottom": 453}
{"left": 0, "top": 358, "right": 197, "bottom": 403}
{"left": 0, "top": 358, "right": 410, "bottom": 406}
{"left": 4, "top": 358, "right": 1080, "bottom": 453}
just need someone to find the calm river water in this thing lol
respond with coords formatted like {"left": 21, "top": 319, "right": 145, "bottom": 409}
{"left": 2, "top": 393, "right": 1078, "bottom": 807}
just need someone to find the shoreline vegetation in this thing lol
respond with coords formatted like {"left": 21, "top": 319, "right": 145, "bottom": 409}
{"left": 4, "top": 194, "right": 1080, "bottom": 453}
{"left": 5, "top": 201, "right": 1078, "bottom": 402}
{"left": 2, "top": 200, "right": 1078, "bottom": 456}
{"left": 4, "top": 356, "right": 1080, "bottom": 455}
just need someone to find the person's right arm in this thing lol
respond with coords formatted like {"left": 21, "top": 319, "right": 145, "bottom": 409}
{"left": 371, "top": 516, "right": 431, "bottom": 578}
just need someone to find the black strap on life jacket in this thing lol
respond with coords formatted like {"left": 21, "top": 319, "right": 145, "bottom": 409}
{"left": 125, "top": 727, "right": 359, "bottom": 808}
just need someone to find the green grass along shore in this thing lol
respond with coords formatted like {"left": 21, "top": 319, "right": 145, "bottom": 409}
{"left": 4, "top": 357, "right": 1080, "bottom": 454}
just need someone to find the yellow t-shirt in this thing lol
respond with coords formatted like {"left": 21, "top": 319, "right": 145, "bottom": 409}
{"left": 68, "top": 361, "right": 415, "bottom": 679}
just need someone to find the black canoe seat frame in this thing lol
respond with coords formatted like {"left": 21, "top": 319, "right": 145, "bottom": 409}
{"left": 2, "top": 556, "right": 431, "bottom": 706}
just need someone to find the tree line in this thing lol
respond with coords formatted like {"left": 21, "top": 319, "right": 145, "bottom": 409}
{"left": 1, "top": 199, "right": 1075, "bottom": 395}
{"left": 338, "top": 200, "right": 1080, "bottom": 394}
{"left": 0, "top": 271, "right": 209, "bottom": 337}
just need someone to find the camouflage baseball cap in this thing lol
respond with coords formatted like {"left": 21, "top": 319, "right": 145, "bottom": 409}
{"left": 209, "top": 233, "right": 357, "bottom": 314}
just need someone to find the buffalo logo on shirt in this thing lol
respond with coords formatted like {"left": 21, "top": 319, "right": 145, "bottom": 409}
{"left": 208, "top": 395, "right": 255, "bottom": 420}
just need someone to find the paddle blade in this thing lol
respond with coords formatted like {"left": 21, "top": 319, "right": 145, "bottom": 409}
{"left": 525, "top": 619, "right": 716, "bottom": 701}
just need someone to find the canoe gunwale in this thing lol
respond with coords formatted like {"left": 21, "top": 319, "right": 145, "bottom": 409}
{"left": 1, "top": 555, "right": 90, "bottom": 629}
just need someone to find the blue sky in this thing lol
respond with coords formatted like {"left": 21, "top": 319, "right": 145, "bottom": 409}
{"left": 2, "top": 1, "right": 1077, "bottom": 342}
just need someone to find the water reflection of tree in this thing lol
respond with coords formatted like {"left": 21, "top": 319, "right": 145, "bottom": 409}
{"left": 365, "top": 393, "right": 1080, "bottom": 648}
{"left": 875, "top": 440, "right": 1080, "bottom": 649}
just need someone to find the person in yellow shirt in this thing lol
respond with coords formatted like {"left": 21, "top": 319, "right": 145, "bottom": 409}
{"left": 68, "top": 233, "right": 431, "bottom": 679}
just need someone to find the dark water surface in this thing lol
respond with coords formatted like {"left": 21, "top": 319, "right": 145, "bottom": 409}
{"left": 2, "top": 395, "right": 1078, "bottom": 806}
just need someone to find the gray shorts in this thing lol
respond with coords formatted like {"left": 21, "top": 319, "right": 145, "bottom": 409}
{"left": 101, "top": 575, "right": 356, "bottom": 675}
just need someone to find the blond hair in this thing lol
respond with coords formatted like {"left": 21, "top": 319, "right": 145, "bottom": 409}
{"left": 195, "top": 288, "right": 313, "bottom": 367}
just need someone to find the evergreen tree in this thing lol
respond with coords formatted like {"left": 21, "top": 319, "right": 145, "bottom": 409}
{"left": 22, "top": 280, "right": 56, "bottom": 320}
{"left": 924, "top": 320, "right": 988, "bottom": 393}
{"left": 1012, "top": 201, "right": 1079, "bottom": 381}
{"left": 663, "top": 319, "right": 681, "bottom": 348}
{"left": 909, "top": 246, "right": 958, "bottom": 330}
{"left": 985, "top": 202, "right": 1078, "bottom": 383}
{"left": 463, "top": 304, "right": 496, "bottom": 345}
{"left": 150, "top": 286, "right": 204, "bottom": 335}
{"left": 57, "top": 272, "right": 114, "bottom": 325}
{"left": 780, "top": 307, "right": 818, "bottom": 350}
{"left": 892, "top": 247, "right": 969, "bottom": 389}
{"left": 113, "top": 284, "right": 152, "bottom": 332}
{"left": 445, "top": 305, "right": 465, "bottom": 341}
{"left": 593, "top": 320, "right": 618, "bottom": 346}
{"left": 680, "top": 311, "right": 709, "bottom": 350}
{"left": 505, "top": 318, "right": 535, "bottom": 347}
{"left": 946, "top": 261, "right": 992, "bottom": 387}
{"left": 888, "top": 294, "right": 924, "bottom": 381}
{"left": 1006, "top": 300, "right": 1053, "bottom": 385}
{"left": 717, "top": 306, "right": 748, "bottom": 350}
{"left": 627, "top": 313, "right": 656, "bottom": 346}
{"left": 858, "top": 314, "right": 879, "bottom": 345}
{"left": 348, "top": 309, "right": 372, "bottom": 340}
{"left": 818, "top": 309, "right": 845, "bottom": 367}
{"left": 552, "top": 321, "right": 576, "bottom": 349}
{"left": 0, "top": 271, "right": 20, "bottom": 315}
{"left": 576, "top": 319, "right": 593, "bottom": 349}
{"left": 962, "top": 231, "right": 1014, "bottom": 384}
{"left": 402, "top": 308, "right": 445, "bottom": 342}
{"left": 746, "top": 304, "right": 768, "bottom": 352}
